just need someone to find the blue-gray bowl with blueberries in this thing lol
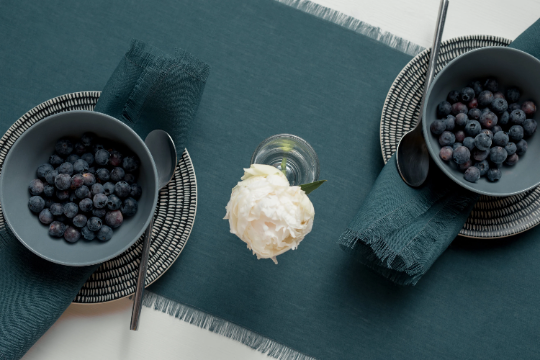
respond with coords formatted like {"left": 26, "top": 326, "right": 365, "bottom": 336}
{"left": 0, "top": 111, "right": 158, "bottom": 266}
{"left": 423, "top": 47, "right": 540, "bottom": 197}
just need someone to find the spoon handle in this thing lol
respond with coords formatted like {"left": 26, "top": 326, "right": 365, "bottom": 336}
{"left": 130, "top": 218, "right": 154, "bottom": 330}
{"left": 416, "top": 0, "right": 449, "bottom": 129}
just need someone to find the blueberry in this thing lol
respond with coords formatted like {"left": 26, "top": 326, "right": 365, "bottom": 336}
{"left": 114, "top": 181, "right": 131, "bottom": 198}
{"left": 522, "top": 101, "right": 536, "bottom": 118}
{"left": 452, "top": 142, "right": 463, "bottom": 151}
{"left": 73, "top": 142, "right": 86, "bottom": 156}
{"left": 55, "top": 214, "right": 68, "bottom": 223}
{"left": 55, "top": 190, "right": 69, "bottom": 201}
{"left": 487, "top": 168, "right": 502, "bottom": 182}
{"left": 439, "top": 146, "right": 453, "bottom": 161}
{"left": 463, "top": 137, "right": 476, "bottom": 151}
{"left": 464, "top": 166, "right": 480, "bottom": 183}
{"left": 93, "top": 193, "right": 108, "bottom": 209}
{"left": 455, "top": 130, "right": 465, "bottom": 143}
{"left": 479, "top": 112, "right": 498, "bottom": 129}
{"left": 455, "top": 113, "right": 469, "bottom": 128}
{"left": 489, "top": 146, "right": 508, "bottom": 164}
{"left": 55, "top": 138, "right": 74, "bottom": 156}
{"left": 130, "top": 184, "right": 142, "bottom": 199}
{"left": 508, "top": 125, "right": 524, "bottom": 142}
{"left": 28, "top": 196, "right": 45, "bottom": 213}
{"left": 482, "top": 107, "right": 491, "bottom": 114}
{"left": 477, "top": 91, "right": 494, "bottom": 108}
{"left": 447, "top": 90, "right": 460, "bottom": 104}
{"left": 124, "top": 173, "right": 136, "bottom": 184}
{"left": 81, "top": 226, "right": 96, "bottom": 241}
{"left": 28, "top": 179, "right": 44, "bottom": 196}
{"left": 498, "top": 111, "right": 510, "bottom": 126}
{"left": 92, "top": 208, "right": 107, "bottom": 218}
{"left": 55, "top": 173, "right": 71, "bottom": 190}
{"left": 509, "top": 110, "right": 526, "bottom": 125}
{"left": 91, "top": 183, "right": 105, "bottom": 196}
{"left": 87, "top": 167, "right": 96, "bottom": 174}
{"left": 467, "top": 80, "right": 483, "bottom": 96}
{"left": 37, "top": 163, "right": 54, "bottom": 180}
{"left": 460, "top": 87, "right": 475, "bottom": 102}
{"left": 468, "top": 98, "right": 478, "bottom": 109}
{"left": 79, "top": 198, "right": 93, "bottom": 212}
{"left": 103, "top": 182, "right": 115, "bottom": 196}
{"left": 492, "top": 131, "right": 509, "bottom": 147}
{"left": 483, "top": 78, "right": 498, "bottom": 93}
{"left": 121, "top": 197, "right": 138, "bottom": 217}
{"left": 92, "top": 143, "right": 106, "bottom": 154}
{"left": 508, "top": 103, "right": 521, "bottom": 113}
{"left": 66, "top": 154, "right": 80, "bottom": 164}
{"left": 465, "top": 120, "right": 482, "bottom": 137}
{"left": 106, "top": 194, "right": 122, "bottom": 210}
{"left": 96, "top": 168, "right": 110, "bottom": 182}
{"left": 57, "top": 162, "right": 74, "bottom": 176}
{"left": 110, "top": 167, "right": 126, "bottom": 183}
{"left": 474, "top": 133, "right": 492, "bottom": 151}
{"left": 475, "top": 160, "right": 489, "bottom": 176}
{"left": 493, "top": 91, "right": 505, "bottom": 100}
{"left": 105, "top": 210, "right": 123, "bottom": 228}
{"left": 468, "top": 109, "right": 482, "bottom": 122}
{"left": 81, "top": 132, "right": 96, "bottom": 147}
{"left": 459, "top": 160, "right": 473, "bottom": 172}
{"left": 123, "top": 156, "right": 140, "bottom": 172}
{"left": 49, "top": 154, "right": 64, "bottom": 167}
{"left": 45, "top": 170, "right": 58, "bottom": 185}
{"left": 82, "top": 173, "right": 96, "bottom": 186}
{"left": 81, "top": 152, "right": 94, "bottom": 166}
{"left": 109, "top": 150, "right": 123, "bottom": 167}
{"left": 64, "top": 226, "right": 81, "bottom": 243}
{"left": 506, "top": 153, "right": 519, "bottom": 166}
{"left": 50, "top": 203, "right": 64, "bottom": 216}
{"left": 45, "top": 198, "right": 55, "bottom": 208}
{"left": 75, "top": 185, "right": 91, "bottom": 199}
{"left": 71, "top": 174, "right": 84, "bottom": 189}
{"left": 443, "top": 115, "right": 456, "bottom": 131}
{"left": 48, "top": 221, "right": 67, "bottom": 238}
{"left": 492, "top": 125, "right": 503, "bottom": 134}
{"left": 87, "top": 216, "right": 103, "bottom": 231}
{"left": 71, "top": 191, "right": 81, "bottom": 204}
{"left": 38, "top": 209, "right": 54, "bottom": 225}
{"left": 438, "top": 131, "right": 455, "bottom": 146}
{"left": 523, "top": 119, "right": 537, "bottom": 137}
{"left": 453, "top": 146, "right": 470, "bottom": 165}
{"left": 72, "top": 214, "right": 87, "bottom": 228}
{"left": 43, "top": 184, "right": 55, "bottom": 198}
{"left": 430, "top": 120, "right": 446, "bottom": 135}
{"left": 516, "top": 139, "right": 528, "bottom": 156}
{"left": 73, "top": 159, "right": 89, "bottom": 174}
{"left": 505, "top": 142, "right": 517, "bottom": 156}
{"left": 490, "top": 98, "right": 508, "bottom": 114}
{"left": 97, "top": 225, "right": 113, "bottom": 242}
{"left": 451, "top": 102, "right": 468, "bottom": 116}
{"left": 95, "top": 149, "right": 110, "bottom": 166}
{"left": 473, "top": 149, "right": 489, "bottom": 162}
{"left": 506, "top": 87, "right": 520, "bottom": 103}
{"left": 480, "top": 129, "right": 493, "bottom": 139}
{"left": 64, "top": 202, "right": 79, "bottom": 218}
{"left": 437, "top": 101, "right": 452, "bottom": 118}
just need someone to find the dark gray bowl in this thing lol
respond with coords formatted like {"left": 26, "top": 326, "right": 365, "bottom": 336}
{"left": 0, "top": 111, "right": 158, "bottom": 266}
{"left": 423, "top": 47, "right": 540, "bottom": 197}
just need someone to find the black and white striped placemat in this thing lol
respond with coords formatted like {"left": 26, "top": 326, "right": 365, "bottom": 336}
{"left": 0, "top": 92, "right": 196, "bottom": 303}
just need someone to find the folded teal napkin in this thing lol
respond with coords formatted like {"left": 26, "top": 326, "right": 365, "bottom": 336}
{"left": 338, "top": 23, "right": 540, "bottom": 285}
{"left": 0, "top": 40, "right": 209, "bottom": 359}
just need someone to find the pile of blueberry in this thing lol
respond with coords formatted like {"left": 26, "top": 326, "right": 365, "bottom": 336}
{"left": 431, "top": 78, "right": 537, "bottom": 183}
{"left": 27, "top": 133, "right": 142, "bottom": 243}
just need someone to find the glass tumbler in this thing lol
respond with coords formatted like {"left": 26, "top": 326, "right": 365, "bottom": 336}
{"left": 250, "top": 134, "right": 319, "bottom": 186}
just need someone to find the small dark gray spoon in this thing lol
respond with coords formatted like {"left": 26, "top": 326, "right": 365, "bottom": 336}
{"left": 396, "top": 0, "right": 449, "bottom": 187}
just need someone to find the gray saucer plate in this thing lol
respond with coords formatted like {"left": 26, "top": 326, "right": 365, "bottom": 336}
{"left": 0, "top": 92, "right": 197, "bottom": 303}
{"left": 380, "top": 35, "right": 540, "bottom": 239}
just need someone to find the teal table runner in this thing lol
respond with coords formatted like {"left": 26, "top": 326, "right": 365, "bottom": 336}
{"left": 1, "top": 0, "right": 540, "bottom": 359}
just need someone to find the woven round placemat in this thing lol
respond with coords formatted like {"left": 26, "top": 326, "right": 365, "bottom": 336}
{"left": 380, "top": 35, "right": 540, "bottom": 239}
{"left": 0, "top": 92, "right": 197, "bottom": 303}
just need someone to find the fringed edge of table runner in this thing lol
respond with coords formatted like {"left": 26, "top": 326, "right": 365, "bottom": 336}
{"left": 274, "top": 0, "right": 425, "bottom": 56}
{"left": 142, "top": 292, "right": 316, "bottom": 360}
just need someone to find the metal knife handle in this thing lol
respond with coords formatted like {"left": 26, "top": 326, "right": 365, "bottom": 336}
{"left": 130, "top": 219, "right": 154, "bottom": 330}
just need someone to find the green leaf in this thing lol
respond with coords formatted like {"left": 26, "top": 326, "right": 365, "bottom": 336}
{"left": 300, "top": 180, "right": 327, "bottom": 195}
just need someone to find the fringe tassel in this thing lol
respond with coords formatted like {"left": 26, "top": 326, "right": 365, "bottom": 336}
{"left": 142, "top": 292, "right": 316, "bottom": 360}
{"left": 274, "top": 0, "right": 425, "bottom": 56}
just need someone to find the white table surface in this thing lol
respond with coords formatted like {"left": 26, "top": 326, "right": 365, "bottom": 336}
{"left": 23, "top": 1, "right": 540, "bottom": 359}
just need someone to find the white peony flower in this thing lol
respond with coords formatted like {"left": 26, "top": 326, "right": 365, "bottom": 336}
{"left": 224, "top": 164, "right": 315, "bottom": 264}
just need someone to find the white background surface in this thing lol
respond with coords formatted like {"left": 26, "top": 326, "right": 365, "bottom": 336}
{"left": 23, "top": 1, "right": 540, "bottom": 359}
